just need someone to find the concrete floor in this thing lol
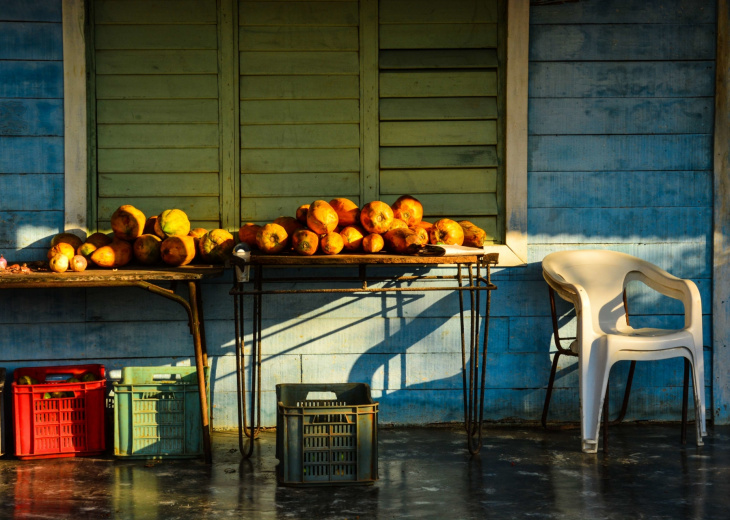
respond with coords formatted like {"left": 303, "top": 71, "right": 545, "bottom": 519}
{"left": 1, "top": 424, "right": 729, "bottom": 520}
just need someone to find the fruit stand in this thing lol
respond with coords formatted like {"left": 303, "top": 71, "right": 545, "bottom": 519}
{"left": 0, "top": 265, "right": 223, "bottom": 463}
{"left": 230, "top": 251, "right": 498, "bottom": 459}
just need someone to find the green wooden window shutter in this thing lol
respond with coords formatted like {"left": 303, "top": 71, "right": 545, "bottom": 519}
{"left": 378, "top": 0, "right": 501, "bottom": 242}
{"left": 93, "top": 0, "right": 224, "bottom": 231}
{"left": 91, "top": 0, "right": 504, "bottom": 242}
{"left": 239, "top": 0, "right": 362, "bottom": 223}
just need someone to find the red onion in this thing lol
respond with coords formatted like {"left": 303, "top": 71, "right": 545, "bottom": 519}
{"left": 0, "top": 255, "right": 7, "bottom": 270}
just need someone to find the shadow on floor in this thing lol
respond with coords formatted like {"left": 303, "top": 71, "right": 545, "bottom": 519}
{"left": 1, "top": 424, "right": 729, "bottom": 519}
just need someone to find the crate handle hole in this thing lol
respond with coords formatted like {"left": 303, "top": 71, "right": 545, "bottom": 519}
{"left": 305, "top": 391, "right": 337, "bottom": 401}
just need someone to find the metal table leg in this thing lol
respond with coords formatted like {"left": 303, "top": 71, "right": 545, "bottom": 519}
{"left": 236, "top": 265, "right": 263, "bottom": 459}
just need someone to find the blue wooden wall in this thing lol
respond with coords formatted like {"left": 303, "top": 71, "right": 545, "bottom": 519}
{"left": 0, "top": 0, "right": 718, "bottom": 430}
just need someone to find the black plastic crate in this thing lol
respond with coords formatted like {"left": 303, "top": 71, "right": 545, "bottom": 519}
{"left": 276, "top": 383, "right": 378, "bottom": 486}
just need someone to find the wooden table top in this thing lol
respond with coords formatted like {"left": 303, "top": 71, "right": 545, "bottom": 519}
{"left": 0, "top": 265, "right": 225, "bottom": 287}
{"left": 233, "top": 251, "right": 500, "bottom": 267}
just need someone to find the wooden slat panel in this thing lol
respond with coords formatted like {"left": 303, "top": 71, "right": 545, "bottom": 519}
{"left": 529, "top": 135, "right": 713, "bottom": 172}
{"left": 240, "top": 51, "right": 359, "bottom": 74}
{"left": 97, "top": 123, "right": 219, "bottom": 148}
{"left": 97, "top": 148, "right": 219, "bottom": 172}
{"left": 0, "top": 174, "right": 63, "bottom": 211}
{"left": 531, "top": 0, "right": 715, "bottom": 25}
{"left": 240, "top": 100, "right": 359, "bottom": 123}
{"left": 242, "top": 172, "right": 359, "bottom": 197}
{"left": 241, "top": 196, "right": 346, "bottom": 222}
{"left": 380, "top": 71, "right": 497, "bottom": 97}
{"left": 96, "top": 50, "right": 218, "bottom": 74}
{"left": 529, "top": 97, "right": 714, "bottom": 135}
{"left": 95, "top": 1, "right": 217, "bottom": 24}
{"left": 380, "top": 0, "right": 498, "bottom": 24}
{"left": 379, "top": 49, "right": 497, "bottom": 69}
{"left": 528, "top": 207, "right": 712, "bottom": 244}
{"left": 0, "top": 210, "right": 62, "bottom": 248}
{"left": 413, "top": 193, "right": 497, "bottom": 216}
{"left": 529, "top": 61, "right": 716, "bottom": 98}
{"left": 0, "top": 22, "right": 62, "bottom": 60}
{"left": 0, "top": 136, "right": 63, "bottom": 174}
{"left": 380, "top": 23, "right": 497, "bottom": 49}
{"left": 380, "top": 145, "right": 498, "bottom": 169}
{"left": 96, "top": 75, "right": 219, "bottom": 99}
{"left": 97, "top": 196, "right": 220, "bottom": 223}
{"left": 0, "top": 61, "right": 63, "bottom": 98}
{"left": 380, "top": 97, "right": 497, "bottom": 120}
{"left": 0, "top": 99, "right": 63, "bottom": 136}
{"left": 241, "top": 148, "right": 360, "bottom": 173}
{"left": 239, "top": 1, "right": 359, "bottom": 26}
{"left": 530, "top": 24, "right": 715, "bottom": 62}
{"left": 380, "top": 121, "right": 496, "bottom": 146}
{"left": 1, "top": 1, "right": 61, "bottom": 22}
{"left": 97, "top": 100, "right": 219, "bottom": 123}
{"left": 528, "top": 171, "right": 712, "bottom": 209}
{"left": 241, "top": 75, "right": 359, "bottom": 99}
{"left": 241, "top": 123, "right": 360, "bottom": 148}
{"left": 380, "top": 168, "right": 497, "bottom": 194}
{"left": 240, "top": 26, "right": 358, "bottom": 51}
{"left": 98, "top": 173, "right": 220, "bottom": 197}
{"left": 94, "top": 24, "right": 217, "bottom": 50}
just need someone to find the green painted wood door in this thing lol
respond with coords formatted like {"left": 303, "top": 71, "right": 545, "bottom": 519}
{"left": 92, "top": 0, "right": 503, "bottom": 242}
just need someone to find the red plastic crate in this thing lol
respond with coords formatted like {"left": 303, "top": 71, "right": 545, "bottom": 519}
{"left": 12, "top": 364, "right": 106, "bottom": 459}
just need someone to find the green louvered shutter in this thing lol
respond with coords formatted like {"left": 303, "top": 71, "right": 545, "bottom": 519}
{"left": 378, "top": 0, "right": 501, "bottom": 241}
{"left": 239, "top": 0, "right": 362, "bottom": 224}
{"left": 93, "top": 0, "right": 223, "bottom": 231}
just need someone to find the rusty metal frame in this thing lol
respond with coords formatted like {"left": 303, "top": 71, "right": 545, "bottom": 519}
{"left": 230, "top": 254, "right": 498, "bottom": 458}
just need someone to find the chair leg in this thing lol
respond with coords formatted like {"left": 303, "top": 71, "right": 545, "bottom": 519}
{"left": 681, "top": 358, "right": 689, "bottom": 445}
{"left": 541, "top": 350, "right": 563, "bottom": 428}
{"left": 603, "top": 381, "right": 609, "bottom": 453}
{"left": 613, "top": 360, "right": 636, "bottom": 424}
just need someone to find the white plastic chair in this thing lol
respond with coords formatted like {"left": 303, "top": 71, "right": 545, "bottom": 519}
{"left": 542, "top": 249, "right": 707, "bottom": 453}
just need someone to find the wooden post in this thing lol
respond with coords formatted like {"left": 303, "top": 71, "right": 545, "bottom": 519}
{"left": 713, "top": 0, "right": 730, "bottom": 424}
{"left": 62, "top": 0, "right": 88, "bottom": 234}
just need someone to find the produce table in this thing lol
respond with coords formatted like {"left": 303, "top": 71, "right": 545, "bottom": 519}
{"left": 229, "top": 252, "right": 498, "bottom": 458}
{"left": 0, "top": 265, "right": 224, "bottom": 464}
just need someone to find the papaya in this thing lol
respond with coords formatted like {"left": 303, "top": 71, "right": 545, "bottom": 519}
{"left": 85, "top": 232, "right": 112, "bottom": 248}
{"left": 51, "top": 232, "right": 84, "bottom": 252}
{"left": 160, "top": 235, "right": 196, "bottom": 266}
{"left": 329, "top": 198, "right": 359, "bottom": 228}
{"left": 307, "top": 200, "right": 339, "bottom": 234}
{"left": 90, "top": 239, "right": 132, "bottom": 268}
{"left": 156, "top": 209, "right": 191, "bottom": 238}
{"left": 238, "top": 223, "right": 261, "bottom": 249}
{"left": 199, "top": 229, "right": 235, "bottom": 264}
{"left": 48, "top": 243, "right": 76, "bottom": 263}
{"left": 133, "top": 234, "right": 163, "bottom": 265}
{"left": 458, "top": 220, "right": 487, "bottom": 248}
{"left": 188, "top": 228, "right": 208, "bottom": 261}
{"left": 273, "top": 216, "right": 304, "bottom": 238}
{"left": 383, "top": 227, "right": 423, "bottom": 255}
{"left": 111, "top": 205, "right": 146, "bottom": 241}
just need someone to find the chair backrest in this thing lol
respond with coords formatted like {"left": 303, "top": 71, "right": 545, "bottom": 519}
{"left": 542, "top": 249, "right": 643, "bottom": 334}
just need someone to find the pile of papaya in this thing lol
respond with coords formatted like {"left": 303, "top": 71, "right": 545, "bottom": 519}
{"left": 47, "top": 206, "right": 233, "bottom": 272}
{"left": 238, "top": 195, "right": 488, "bottom": 256}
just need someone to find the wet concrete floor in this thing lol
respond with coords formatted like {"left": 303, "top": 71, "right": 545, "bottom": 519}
{"left": 1, "top": 424, "right": 729, "bottom": 520}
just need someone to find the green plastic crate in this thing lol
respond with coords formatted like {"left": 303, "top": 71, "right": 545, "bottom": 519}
{"left": 113, "top": 366, "right": 209, "bottom": 459}
{"left": 276, "top": 383, "right": 378, "bottom": 486}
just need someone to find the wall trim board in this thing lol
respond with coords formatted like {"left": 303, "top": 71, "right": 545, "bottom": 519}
{"left": 713, "top": 0, "right": 730, "bottom": 424}
{"left": 488, "top": 0, "right": 528, "bottom": 266}
{"left": 62, "top": 0, "right": 88, "bottom": 234}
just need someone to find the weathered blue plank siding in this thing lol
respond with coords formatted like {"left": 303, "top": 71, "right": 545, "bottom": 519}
{"left": 0, "top": 0, "right": 718, "bottom": 430}
{"left": 0, "top": 0, "right": 64, "bottom": 265}
{"left": 526, "top": 0, "right": 715, "bottom": 426}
